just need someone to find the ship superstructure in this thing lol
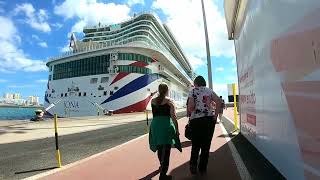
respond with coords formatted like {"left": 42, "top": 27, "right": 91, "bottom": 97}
{"left": 44, "top": 13, "right": 195, "bottom": 117}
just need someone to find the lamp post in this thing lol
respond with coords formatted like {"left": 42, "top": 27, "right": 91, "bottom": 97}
{"left": 201, "top": 0, "right": 213, "bottom": 89}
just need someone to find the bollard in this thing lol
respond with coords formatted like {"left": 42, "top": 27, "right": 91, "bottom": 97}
{"left": 232, "top": 83, "right": 239, "bottom": 131}
{"left": 54, "top": 114, "right": 62, "bottom": 168}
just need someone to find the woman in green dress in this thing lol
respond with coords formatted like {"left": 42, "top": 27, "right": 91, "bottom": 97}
{"left": 149, "top": 83, "right": 182, "bottom": 180}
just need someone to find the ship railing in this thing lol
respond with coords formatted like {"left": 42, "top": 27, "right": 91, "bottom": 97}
{"left": 83, "top": 11, "right": 162, "bottom": 30}
{"left": 48, "top": 38, "right": 192, "bottom": 83}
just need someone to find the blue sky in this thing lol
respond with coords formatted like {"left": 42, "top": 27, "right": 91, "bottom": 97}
{"left": 0, "top": 0, "right": 237, "bottom": 103}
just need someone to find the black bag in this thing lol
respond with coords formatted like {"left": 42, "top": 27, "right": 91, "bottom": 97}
{"left": 185, "top": 121, "right": 192, "bottom": 140}
{"left": 185, "top": 89, "right": 195, "bottom": 140}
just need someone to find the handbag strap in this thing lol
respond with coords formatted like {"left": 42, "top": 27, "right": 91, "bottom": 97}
{"left": 187, "top": 89, "right": 196, "bottom": 125}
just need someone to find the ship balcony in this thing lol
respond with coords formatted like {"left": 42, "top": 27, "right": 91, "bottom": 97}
{"left": 158, "top": 67, "right": 188, "bottom": 88}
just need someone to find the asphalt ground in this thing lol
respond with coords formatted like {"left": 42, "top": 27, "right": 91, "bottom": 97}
{"left": 0, "top": 120, "right": 149, "bottom": 180}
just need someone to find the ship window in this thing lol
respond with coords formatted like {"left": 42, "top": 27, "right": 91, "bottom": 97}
{"left": 110, "top": 91, "right": 113, "bottom": 95}
{"left": 98, "top": 85, "right": 104, "bottom": 90}
{"left": 128, "top": 53, "right": 133, "bottom": 60}
{"left": 65, "top": 93, "right": 67, "bottom": 97}
{"left": 90, "top": 78, "right": 98, "bottom": 84}
{"left": 114, "top": 86, "right": 118, "bottom": 90}
{"left": 48, "top": 75, "right": 52, "bottom": 81}
{"left": 101, "top": 77, "right": 109, "bottom": 83}
{"left": 79, "top": 92, "right": 81, "bottom": 96}
{"left": 61, "top": 93, "right": 63, "bottom": 97}
{"left": 49, "top": 94, "right": 51, "bottom": 97}
{"left": 49, "top": 66, "right": 52, "bottom": 72}
{"left": 104, "top": 91, "right": 107, "bottom": 96}
{"left": 84, "top": 92, "right": 87, "bottom": 96}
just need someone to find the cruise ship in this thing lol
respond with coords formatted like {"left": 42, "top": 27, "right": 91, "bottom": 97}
{"left": 44, "top": 13, "right": 195, "bottom": 117}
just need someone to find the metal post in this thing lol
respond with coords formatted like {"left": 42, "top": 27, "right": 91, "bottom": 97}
{"left": 201, "top": 0, "right": 213, "bottom": 89}
{"left": 232, "top": 84, "right": 239, "bottom": 131}
{"left": 54, "top": 114, "right": 62, "bottom": 168}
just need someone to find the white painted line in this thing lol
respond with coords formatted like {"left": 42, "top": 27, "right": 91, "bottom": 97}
{"left": 219, "top": 123, "right": 252, "bottom": 180}
{"left": 24, "top": 134, "right": 149, "bottom": 180}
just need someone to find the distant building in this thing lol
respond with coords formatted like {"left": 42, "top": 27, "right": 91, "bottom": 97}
{"left": 13, "top": 93, "right": 20, "bottom": 100}
{"left": 28, "top": 96, "right": 40, "bottom": 106}
{"left": 4, "top": 93, "right": 14, "bottom": 100}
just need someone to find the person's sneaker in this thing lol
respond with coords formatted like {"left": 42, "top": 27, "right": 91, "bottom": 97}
{"left": 190, "top": 164, "right": 197, "bottom": 175}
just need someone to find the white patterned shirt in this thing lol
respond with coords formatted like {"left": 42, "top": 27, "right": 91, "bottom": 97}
{"left": 188, "top": 86, "right": 217, "bottom": 120}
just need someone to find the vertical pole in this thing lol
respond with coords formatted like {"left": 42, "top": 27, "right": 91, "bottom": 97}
{"left": 232, "top": 84, "right": 239, "bottom": 131}
{"left": 201, "top": 0, "right": 213, "bottom": 89}
{"left": 54, "top": 114, "right": 62, "bottom": 168}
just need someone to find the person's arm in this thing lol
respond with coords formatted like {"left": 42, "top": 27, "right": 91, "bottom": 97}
{"left": 187, "top": 97, "right": 195, "bottom": 114}
{"left": 211, "top": 91, "right": 222, "bottom": 117}
{"left": 169, "top": 100, "right": 179, "bottom": 135}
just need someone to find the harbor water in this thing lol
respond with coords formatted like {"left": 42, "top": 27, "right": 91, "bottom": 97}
{"left": 0, "top": 107, "right": 42, "bottom": 120}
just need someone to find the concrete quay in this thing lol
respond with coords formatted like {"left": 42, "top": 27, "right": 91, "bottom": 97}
{"left": 0, "top": 109, "right": 186, "bottom": 144}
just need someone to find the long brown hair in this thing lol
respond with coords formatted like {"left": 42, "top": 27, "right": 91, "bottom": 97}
{"left": 157, "top": 83, "right": 168, "bottom": 105}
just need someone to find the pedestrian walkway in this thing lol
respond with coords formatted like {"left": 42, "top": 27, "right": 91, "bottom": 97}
{"left": 27, "top": 112, "right": 243, "bottom": 180}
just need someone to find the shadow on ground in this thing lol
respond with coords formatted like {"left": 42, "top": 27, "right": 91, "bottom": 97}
{"left": 15, "top": 167, "right": 57, "bottom": 174}
{"left": 139, "top": 134, "right": 286, "bottom": 180}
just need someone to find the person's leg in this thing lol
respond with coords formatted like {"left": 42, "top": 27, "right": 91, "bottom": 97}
{"left": 157, "top": 145, "right": 163, "bottom": 164}
{"left": 190, "top": 141, "right": 201, "bottom": 173}
{"left": 190, "top": 119, "right": 201, "bottom": 174}
{"left": 198, "top": 117, "right": 216, "bottom": 173}
{"left": 159, "top": 145, "right": 172, "bottom": 179}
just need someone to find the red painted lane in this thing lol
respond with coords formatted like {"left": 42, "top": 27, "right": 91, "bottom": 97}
{"left": 41, "top": 118, "right": 241, "bottom": 180}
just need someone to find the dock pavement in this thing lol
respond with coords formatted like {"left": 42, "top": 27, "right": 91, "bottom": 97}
{"left": 0, "top": 109, "right": 186, "bottom": 144}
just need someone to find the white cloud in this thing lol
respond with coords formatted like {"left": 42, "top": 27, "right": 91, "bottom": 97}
{"left": 0, "top": 79, "right": 7, "bottom": 83}
{"left": 14, "top": 3, "right": 51, "bottom": 32}
{"left": 36, "top": 79, "right": 48, "bottom": 83}
{"left": 59, "top": 45, "right": 71, "bottom": 53}
{"left": 38, "top": 42, "right": 48, "bottom": 48}
{"left": 226, "top": 75, "right": 237, "bottom": 82}
{"left": 127, "top": 0, "right": 144, "bottom": 6}
{"left": 212, "top": 82, "right": 228, "bottom": 98}
{"left": 187, "top": 53, "right": 205, "bottom": 69}
{"left": 31, "top": 34, "right": 40, "bottom": 41}
{"left": 52, "top": 22, "right": 63, "bottom": 29}
{"left": 152, "top": 0, "right": 235, "bottom": 70}
{"left": 217, "top": 67, "right": 224, "bottom": 72}
{"left": 0, "top": 16, "right": 47, "bottom": 73}
{"left": 7, "top": 84, "right": 36, "bottom": 88}
{"left": 54, "top": 0, "right": 131, "bottom": 33}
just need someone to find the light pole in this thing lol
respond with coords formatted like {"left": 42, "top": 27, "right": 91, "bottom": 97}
{"left": 201, "top": 0, "right": 213, "bottom": 89}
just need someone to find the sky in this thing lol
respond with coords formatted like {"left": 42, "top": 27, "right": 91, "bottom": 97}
{"left": 0, "top": 0, "right": 237, "bottom": 103}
